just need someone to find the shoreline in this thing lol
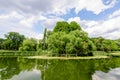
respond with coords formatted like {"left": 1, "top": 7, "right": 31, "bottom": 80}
{"left": 23, "top": 56, "right": 110, "bottom": 59}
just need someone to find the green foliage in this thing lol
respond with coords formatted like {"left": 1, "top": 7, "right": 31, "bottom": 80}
{"left": 47, "top": 32, "right": 65, "bottom": 54}
{"left": 42, "top": 21, "right": 98, "bottom": 56}
{"left": 116, "top": 39, "right": 120, "bottom": 51}
{"left": 102, "top": 40, "right": 118, "bottom": 51}
{"left": 19, "top": 38, "right": 37, "bottom": 51}
{"left": 47, "top": 30, "right": 53, "bottom": 36}
{"left": 0, "top": 38, "right": 4, "bottom": 49}
{"left": 69, "top": 21, "right": 81, "bottom": 31}
{"left": 4, "top": 32, "right": 25, "bottom": 50}
{"left": 47, "top": 29, "right": 96, "bottom": 56}
{"left": 0, "top": 21, "right": 120, "bottom": 56}
{"left": 37, "top": 28, "right": 49, "bottom": 51}
{"left": 53, "top": 21, "right": 69, "bottom": 33}
{"left": 91, "top": 37, "right": 119, "bottom": 52}
{"left": 53, "top": 21, "right": 81, "bottom": 33}
{"left": 91, "top": 37, "right": 104, "bottom": 51}
{"left": 43, "top": 28, "right": 47, "bottom": 50}
{"left": 2, "top": 39, "right": 12, "bottom": 50}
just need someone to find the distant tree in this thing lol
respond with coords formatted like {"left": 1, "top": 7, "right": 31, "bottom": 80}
{"left": 2, "top": 39, "right": 12, "bottom": 50}
{"left": 91, "top": 37, "right": 105, "bottom": 51}
{"left": 19, "top": 38, "right": 37, "bottom": 51}
{"left": 37, "top": 39, "right": 46, "bottom": 51}
{"left": 116, "top": 39, "right": 120, "bottom": 51}
{"left": 91, "top": 37, "right": 119, "bottom": 52}
{"left": 0, "top": 38, "right": 4, "bottom": 49}
{"left": 102, "top": 40, "right": 119, "bottom": 51}
{"left": 5, "top": 32, "right": 25, "bottom": 50}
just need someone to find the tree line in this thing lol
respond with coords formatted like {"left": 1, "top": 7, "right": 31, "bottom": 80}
{"left": 0, "top": 32, "right": 37, "bottom": 51}
{"left": 0, "top": 21, "right": 120, "bottom": 56}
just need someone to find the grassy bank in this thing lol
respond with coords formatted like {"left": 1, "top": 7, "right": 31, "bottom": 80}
{"left": 0, "top": 50, "right": 120, "bottom": 59}
{"left": 24, "top": 56, "right": 110, "bottom": 59}
{"left": 93, "top": 51, "right": 110, "bottom": 56}
{"left": 0, "top": 50, "right": 36, "bottom": 56}
{"left": 110, "top": 51, "right": 120, "bottom": 57}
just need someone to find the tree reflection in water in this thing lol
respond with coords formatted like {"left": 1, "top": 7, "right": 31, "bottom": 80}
{"left": 0, "top": 57, "right": 120, "bottom": 80}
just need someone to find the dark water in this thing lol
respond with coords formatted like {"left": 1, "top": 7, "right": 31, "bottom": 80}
{"left": 0, "top": 57, "right": 120, "bottom": 80}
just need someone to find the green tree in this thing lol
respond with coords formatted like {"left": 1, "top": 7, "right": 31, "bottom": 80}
{"left": 47, "top": 30, "right": 53, "bottom": 36}
{"left": 5, "top": 32, "right": 25, "bottom": 50}
{"left": 47, "top": 29, "right": 96, "bottom": 56}
{"left": 19, "top": 38, "right": 37, "bottom": 51}
{"left": 43, "top": 28, "right": 47, "bottom": 50}
{"left": 102, "top": 39, "right": 119, "bottom": 51}
{"left": 91, "top": 37, "right": 105, "bottom": 51}
{"left": 0, "top": 38, "right": 4, "bottom": 49}
{"left": 69, "top": 21, "right": 81, "bottom": 31}
{"left": 37, "top": 28, "right": 51, "bottom": 51}
{"left": 91, "top": 37, "right": 119, "bottom": 52}
{"left": 53, "top": 21, "right": 69, "bottom": 33}
{"left": 53, "top": 21, "right": 81, "bottom": 33}
{"left": 116, "top": 39, "right": 120, "bottom": 51}
{"left": 47, "top": 32, "right": 66, "bottom": 55}
{"left": 2, "top": 39, "right": 12, "bottom": 50}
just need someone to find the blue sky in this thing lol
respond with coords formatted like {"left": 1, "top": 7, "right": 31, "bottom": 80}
{"left": 0, "top": 0, "right": 120, "bottom": 39}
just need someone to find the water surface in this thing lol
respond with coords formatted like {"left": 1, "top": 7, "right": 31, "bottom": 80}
{"left": 0, "top": 57, "right": 120, "bottom": 80}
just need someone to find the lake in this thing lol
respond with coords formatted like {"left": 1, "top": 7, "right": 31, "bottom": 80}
{"left": 0, "top": 57, "right": 120, "bottom": 80}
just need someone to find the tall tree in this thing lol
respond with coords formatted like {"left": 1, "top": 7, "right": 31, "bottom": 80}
{"left": 46, "top": 21, "right": 96, "bottom": 56}
{"left": 43, "top": 28, "right": 47, "bottom": 50}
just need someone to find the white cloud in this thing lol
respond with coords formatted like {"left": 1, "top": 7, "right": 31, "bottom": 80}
{"left": 68, "top": 17, "right": 81, "bottom": 23}
{"left": 48, "top": 0, "right": 116, "bottom": 15}
{"left": 74, "top": 0, "right": 116, "bottom": 14}
{"left": 0, "top": 0, "right": 118, "bottom": 39}
{"left": 67, "top": 15, "right": 120, "bottom": 40}
{"left": 0, "top": 11, "right": 45, "bottom": 39}
{"left": 0, "top": 0, "right": 117, "bottom": 15}
{"left": 23, "top": 31, "right": 43, "bottom": 39}
{"left": 84, "top": 16, "right": 120, "bottom": 39}
{"left": 67, "top": 17, "right": 88, "bottom": 29}
{"left": 42, "top": 17, "right": 64, "bottom": 30}
{"left": 109, "top": 9, "right": 120, "bottom": 18}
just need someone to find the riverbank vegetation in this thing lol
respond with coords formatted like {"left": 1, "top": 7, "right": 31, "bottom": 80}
{"left": 0, "top": 21, "right": 120, "bottom": 57}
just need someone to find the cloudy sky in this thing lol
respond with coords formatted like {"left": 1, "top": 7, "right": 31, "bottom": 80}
{"left": 0, "top": 0, "right": 120, "bottom": 39}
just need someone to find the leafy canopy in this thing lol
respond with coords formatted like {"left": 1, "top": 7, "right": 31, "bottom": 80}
{"left": 53, "top": 21, "right": 81, "bottom": 33}
{"left": 46, "top": 21, "right": 96, "bottom": 56}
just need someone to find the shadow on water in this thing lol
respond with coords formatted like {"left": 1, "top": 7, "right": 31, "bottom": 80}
{"left": 0, "top": 57, "right": 120, "bottom": 80}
